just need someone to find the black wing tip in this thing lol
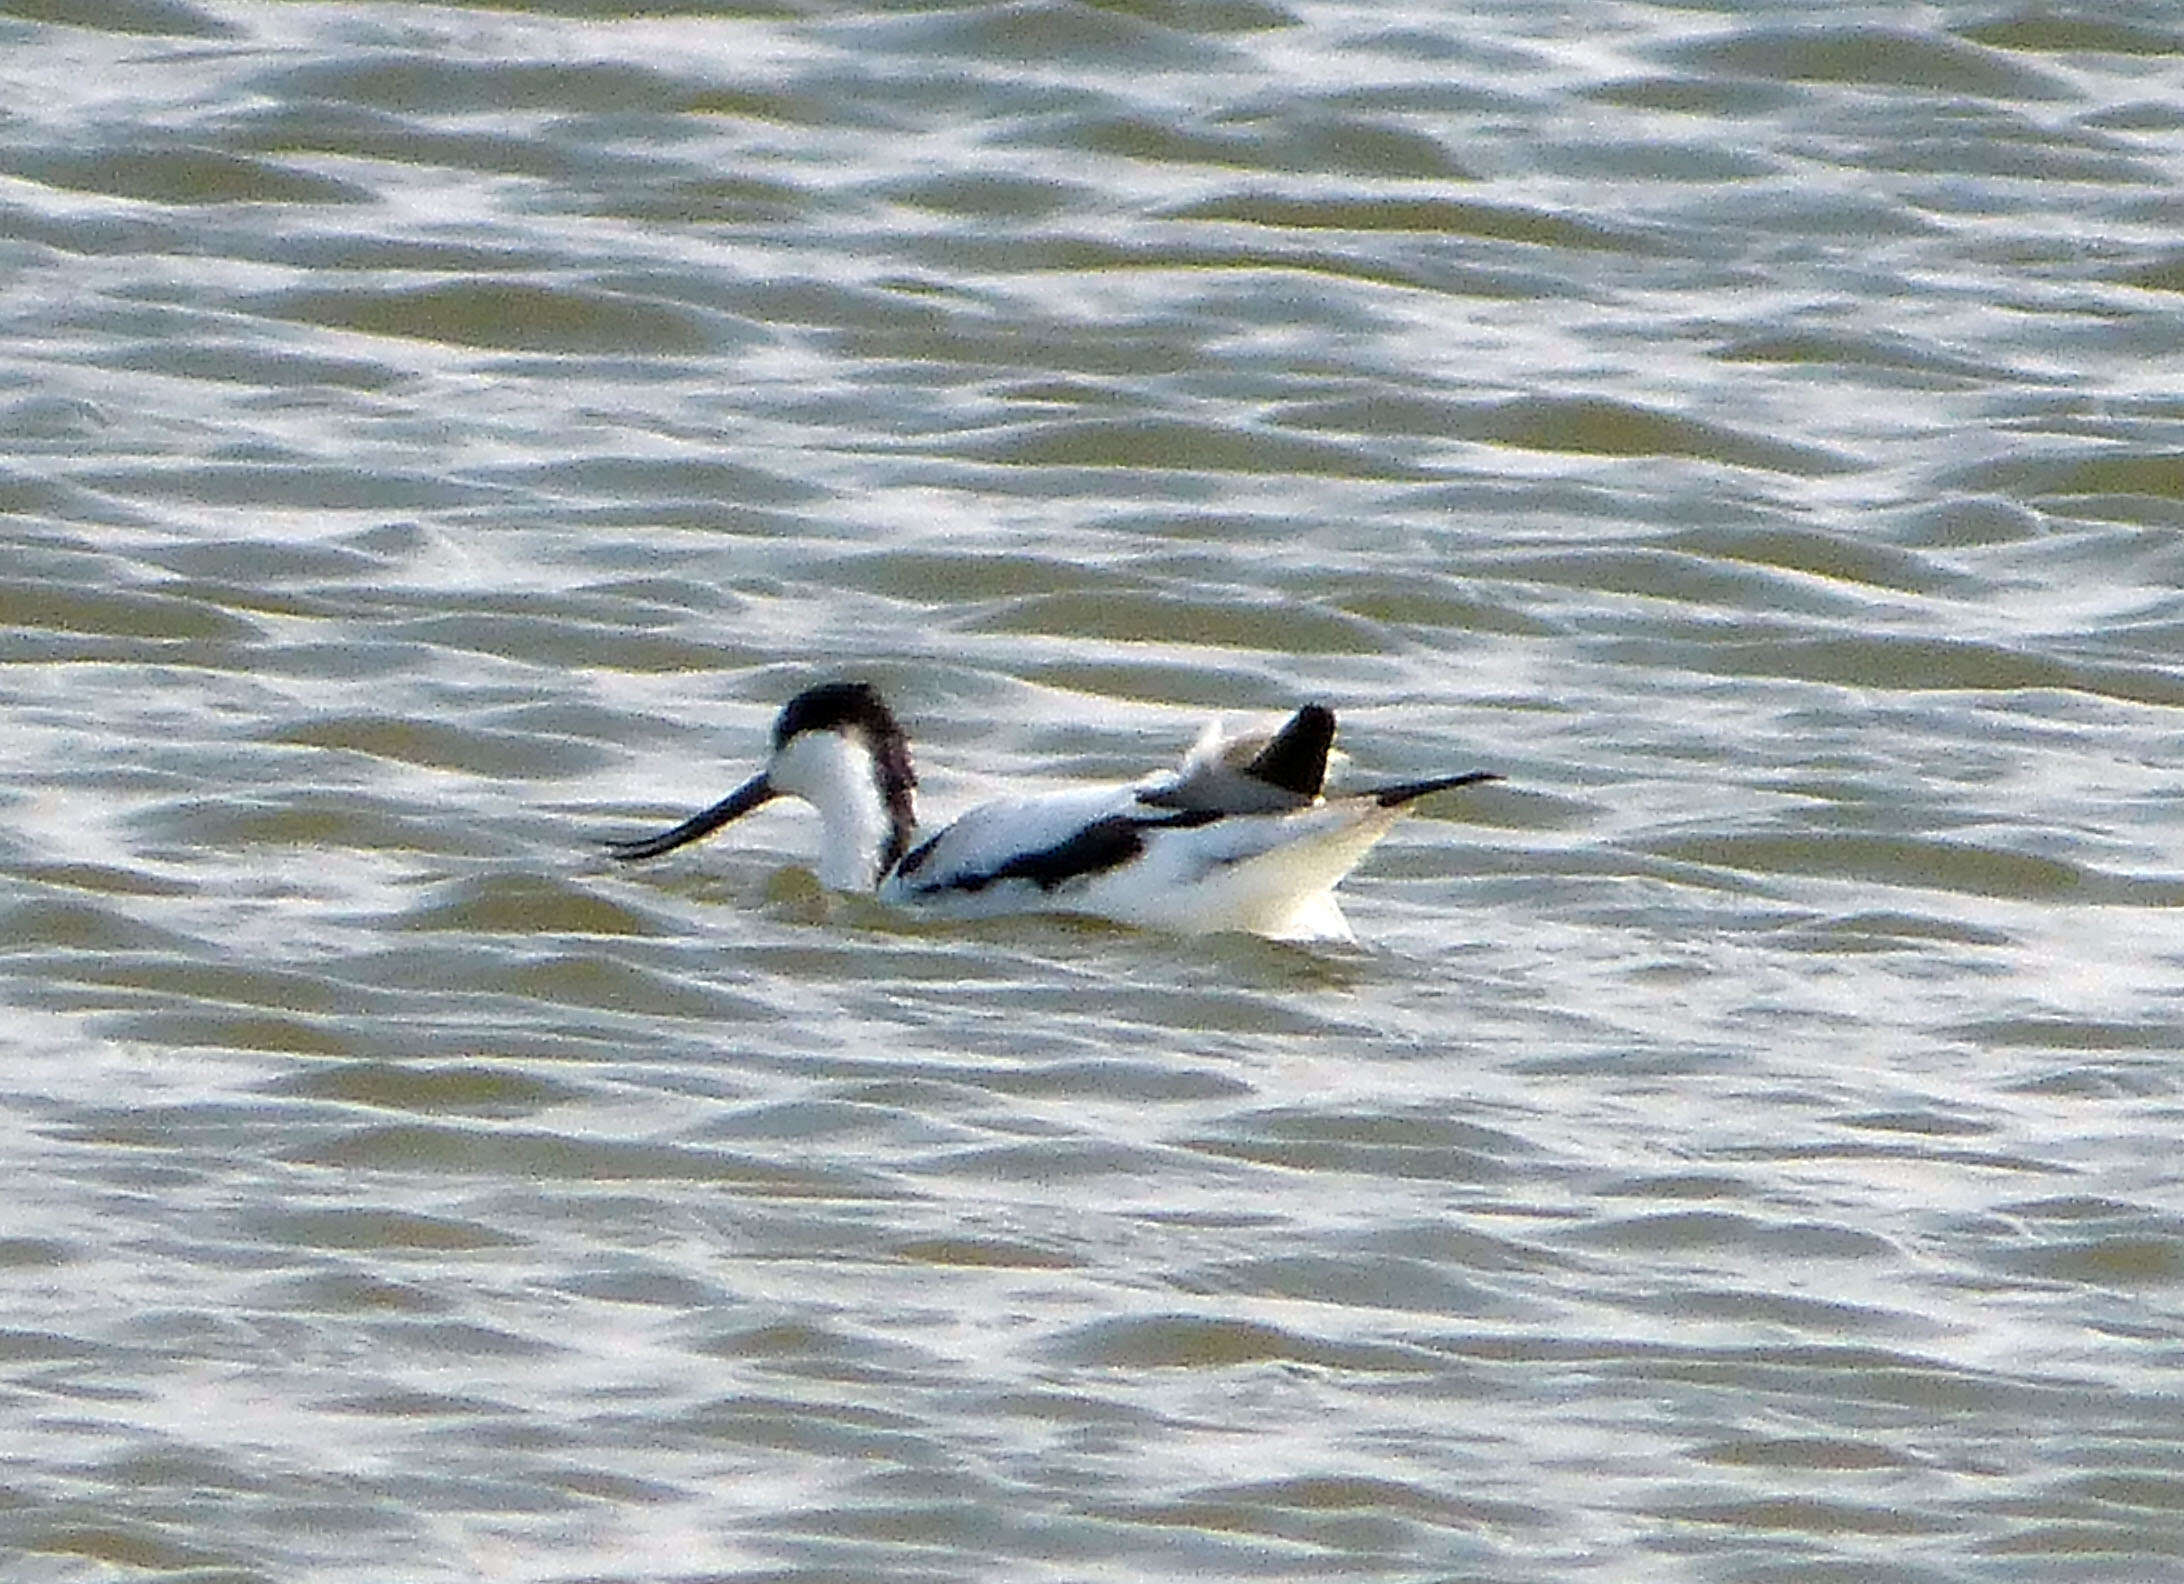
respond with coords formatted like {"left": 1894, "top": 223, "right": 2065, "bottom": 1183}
{"left": 1370, "top": 770, "right": 1501, "bottom": 808}
{"left": 1244, "top": 702, "right": 1336, "bottom": 798}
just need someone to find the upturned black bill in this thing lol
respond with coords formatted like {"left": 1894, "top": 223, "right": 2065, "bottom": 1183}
{"left": 605, "top": 773, "right": 777, "bottom": 861}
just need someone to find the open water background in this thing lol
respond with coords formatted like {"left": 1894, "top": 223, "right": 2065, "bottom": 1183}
{"left": 5, "top": 1, "right": 2184, "bottom": 1579}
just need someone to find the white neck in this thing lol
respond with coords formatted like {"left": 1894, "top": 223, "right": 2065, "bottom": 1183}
{"left": 770, "top": 731, "right": 904, "bottom": 892}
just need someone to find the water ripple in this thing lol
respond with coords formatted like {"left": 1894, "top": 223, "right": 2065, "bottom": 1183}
{"left": 4, "top": 1, "right": 2184, "bottom": 1579}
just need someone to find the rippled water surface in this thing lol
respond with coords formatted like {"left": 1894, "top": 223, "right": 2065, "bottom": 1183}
{"left": 6, "top": 0, "right": 2184, "bottom": 1579}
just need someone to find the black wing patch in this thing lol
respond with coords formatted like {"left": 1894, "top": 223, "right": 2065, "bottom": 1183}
{"left": 982, "top": 816, "right": 1146, "bottom": 893}
{"left": 898, "top": 809, "right": 1220, "bottom": 896}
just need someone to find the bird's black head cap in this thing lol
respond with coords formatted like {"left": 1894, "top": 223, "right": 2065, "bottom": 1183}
{"left": 773, "top": 681, "right": 903, "bottom": 750}
{"left": 772, "top": 681, "right": 917, "bottom": 874}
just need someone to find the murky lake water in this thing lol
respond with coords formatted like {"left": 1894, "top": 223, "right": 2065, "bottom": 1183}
{"left": 5, "top": 1, "right": 2184, "bottom": 1579}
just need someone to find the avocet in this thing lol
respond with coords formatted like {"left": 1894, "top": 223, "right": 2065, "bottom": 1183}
{"left": 607, "top": 681, "right": 1496, "bottom": 942}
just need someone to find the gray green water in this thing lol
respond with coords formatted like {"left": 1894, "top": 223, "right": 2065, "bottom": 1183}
{"left": 4, "top": 1, "right": 2184, "bottom": 1579}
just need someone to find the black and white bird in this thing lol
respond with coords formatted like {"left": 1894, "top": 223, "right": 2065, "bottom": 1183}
{"left": 606, "top": 681, "right": 1497, "bottom": 942}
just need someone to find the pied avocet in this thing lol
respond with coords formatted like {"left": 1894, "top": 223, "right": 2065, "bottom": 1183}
{"left": 606, "top": 681, "right": 1496, "bottom": 942}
